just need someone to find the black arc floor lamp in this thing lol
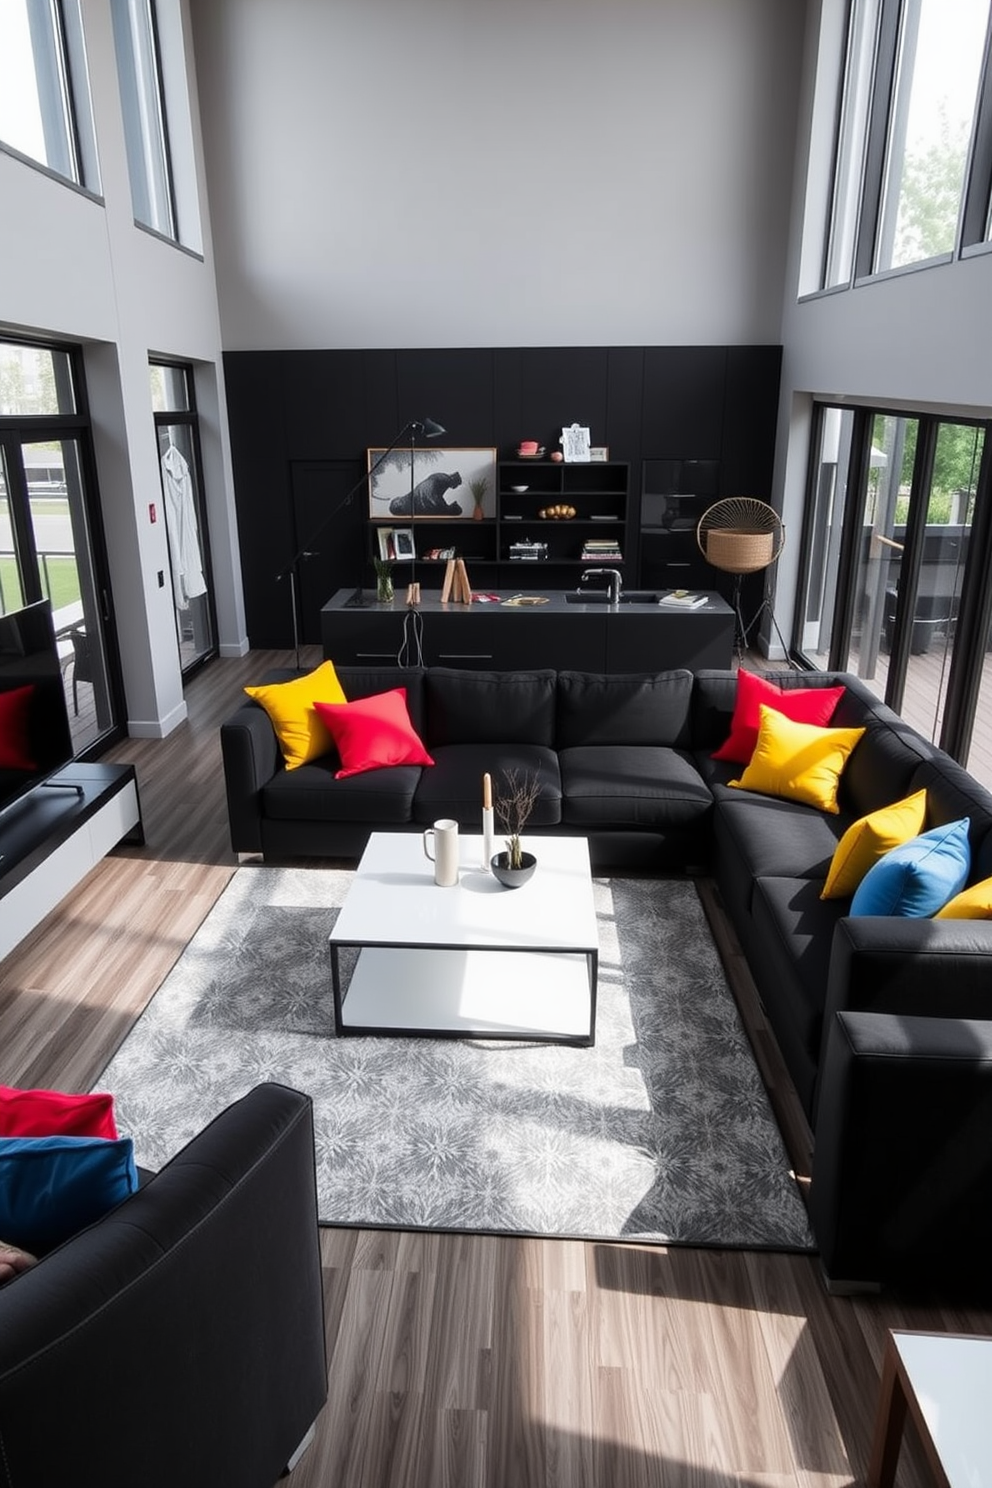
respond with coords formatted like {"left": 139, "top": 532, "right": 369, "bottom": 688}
{"left": 276, "top": 416, "right": 446, "bottom": 668}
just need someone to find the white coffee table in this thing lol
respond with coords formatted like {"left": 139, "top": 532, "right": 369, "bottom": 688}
{"left": 329, "top": 832, "right": 599, "bottom": 1043}
{"left": 867, "top": 1329, "right": 992, "bottom": 1488}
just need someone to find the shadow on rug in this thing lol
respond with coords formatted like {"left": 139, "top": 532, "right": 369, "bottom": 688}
{"left": 96, "top": 866, "right": 815, "bottom": 1251}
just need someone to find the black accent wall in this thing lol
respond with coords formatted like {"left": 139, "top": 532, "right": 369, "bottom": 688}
{"left": 223, "top": 345, "right": 782, "bottom": 647}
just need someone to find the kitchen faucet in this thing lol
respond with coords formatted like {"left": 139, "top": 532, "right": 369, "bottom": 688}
{"left": 581, "top": 568, "right": 623, "bottom": 604}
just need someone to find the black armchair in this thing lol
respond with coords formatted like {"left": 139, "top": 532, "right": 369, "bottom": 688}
{"left": 0, "top": 1083, "right": 327, "bottom": 1487}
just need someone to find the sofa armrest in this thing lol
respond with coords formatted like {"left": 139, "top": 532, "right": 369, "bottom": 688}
{"left": 0, "top": 1083, "right": 327, "bottom": 1488}
{"left": 824, "top": 914, "right": 992, "bottom": 1024}
{"left": 220, "top": 702, "right": 282, "bottom": 852}
{"left": 810, "top": 1009, "right": 992, "bottom": 1296}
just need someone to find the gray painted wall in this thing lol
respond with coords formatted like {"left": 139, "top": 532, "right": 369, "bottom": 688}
{"left": 188, "top": 0, "right": 808, "bottom": 350}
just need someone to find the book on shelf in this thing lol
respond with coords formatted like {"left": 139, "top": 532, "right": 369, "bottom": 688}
{"left": 580, "top": 538, "right": 623, "bottom": 560}
{"left": 659, "top": 590, "right": 707, "bottom": 609}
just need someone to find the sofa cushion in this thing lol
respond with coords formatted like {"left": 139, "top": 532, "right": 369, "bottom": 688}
{"left": 244, "top": 660, "right": 347, "bottom": 770}
{"left": 555, "top": 670, "right": 693, "bottom": 749}
{"left": 559, "top": 745, "right": 711, "bottom": 830}
{"left": 0, "top": 1087, "right": 118, "bottom": 1140}
{"left": 335, "top": 666, "right": 427, "bottom": 735}
{"left": 0, "top": 1134, "right": 138, "bottom": 1254}
{"left": 712, "top": 668, "right": 845, "bottom": 764}
{"left": 263, "top": 760, "right": 421, "bottom": 824}
{"left": 911, "top": 756, "right": 992, "bottom": 845}
{"left": 750, "top": 876, "right": 851, "bottom": 1114}
{"left": 821, "top": 789, "right": 929, "bottom": 900}
{"left": 730, "top": 707, "right": 865, "bottom": 814}
{"left": 314, "top": 689, "right": 433, "bottom": 778}
{"left": 850, "top": 818, "right": 971, "bottom": 917}
{"left": 837, "top": 719, "right": 931, "bottom": 818}
{"left": 714, "top": 792, "right": 848, "bottom": 882}
{"left": 425, "top": 669, "right": 556, "bottom": 747}
{"left": 414, "top": 744, "right": 561, "bottom": 827}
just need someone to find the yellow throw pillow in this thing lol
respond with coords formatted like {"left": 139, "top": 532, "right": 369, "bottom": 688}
{"left": 821, "top": 789, "right": 928, "bottom": 899}
{"left": 935, "top": 876, "right": 992, "bottom": 919}
{"left": 730, "top": 705, "right": 865, "bottom": 814}
{"left": 244, "top": 660, "right": 347, "bottom": 769}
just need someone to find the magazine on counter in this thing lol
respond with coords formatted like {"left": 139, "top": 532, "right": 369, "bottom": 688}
{"left": 660, "top": 590, "right": 707, "bottom": 609}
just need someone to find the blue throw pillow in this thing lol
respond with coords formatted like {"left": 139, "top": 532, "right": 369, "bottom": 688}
{"left": 0, "top": 1134, "right": 138, "bottom": 1254}
{"left": 849, "top": 817, "right": 971, "bottom": 918}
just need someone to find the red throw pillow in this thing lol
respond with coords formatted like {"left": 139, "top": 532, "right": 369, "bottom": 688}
{"left": 0, "top": 685, "right": 37, "bottom": 771}
{"left": 0, "top": 1085, "right": 118, "bottom": 1140}
{"left": 712, "top": 669, "right": 846, "bottom": 764}
{"left": 314, "top": 689, "right": 434, "bottom": 779}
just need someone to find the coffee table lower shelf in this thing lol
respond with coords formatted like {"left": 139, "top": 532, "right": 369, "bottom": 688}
{"left": 332, "top": 944, "right": 597, "bottom": 1043}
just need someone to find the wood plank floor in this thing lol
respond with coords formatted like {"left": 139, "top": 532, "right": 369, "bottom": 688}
{"left": 2, "top": 647, "right": 990, "bottom": 1488}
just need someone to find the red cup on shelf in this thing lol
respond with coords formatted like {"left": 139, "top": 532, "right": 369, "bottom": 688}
{"left": 518, "top": 440, "right": 538, "bottom": 454}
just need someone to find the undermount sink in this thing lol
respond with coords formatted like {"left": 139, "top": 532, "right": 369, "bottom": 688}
{"left": 565, "top": 590, "right": 660, "bottom": 605}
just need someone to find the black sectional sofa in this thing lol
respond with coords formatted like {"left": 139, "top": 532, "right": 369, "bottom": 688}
{"left": 222, "top": 663, "right": 992, "bottom": 1296}
{"left": 0, "top": 1084, "right": 327, "bottom": 1487}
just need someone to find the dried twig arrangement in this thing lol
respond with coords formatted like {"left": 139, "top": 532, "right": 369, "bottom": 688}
{"left": 494, "top": 767, "right": 541, "bottom": 868}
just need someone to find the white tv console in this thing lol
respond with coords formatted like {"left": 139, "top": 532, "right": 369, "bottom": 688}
{"left": 0, "top": 763, "right": 143, "bottom": 963}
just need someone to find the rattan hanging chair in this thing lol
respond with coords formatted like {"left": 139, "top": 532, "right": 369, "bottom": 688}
{"left": 696, "top": 498, "right": 785, "bottom": 575}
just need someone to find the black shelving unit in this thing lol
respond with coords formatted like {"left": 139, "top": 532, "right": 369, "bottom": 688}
{"left": 497, "top": 460, "right": 629, "bottom": 580}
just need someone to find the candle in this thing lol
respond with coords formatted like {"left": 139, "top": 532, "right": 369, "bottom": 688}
{"left": 482, "top": 772, "right": 494, "bottom": 870}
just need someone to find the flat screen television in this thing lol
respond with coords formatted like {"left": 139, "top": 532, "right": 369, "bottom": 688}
{"left": 0, "top": 600, "right": 75, "bottom": 819}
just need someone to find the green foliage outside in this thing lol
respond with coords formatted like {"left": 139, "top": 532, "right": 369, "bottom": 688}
{"left": 0, "top": 557, "right": 80, "bottom": 613}
{"left": 891, "top": 108, "right": 969, "bottom": 268}
{"left": 873, "top": 415, "right": 985, "bottom": 527}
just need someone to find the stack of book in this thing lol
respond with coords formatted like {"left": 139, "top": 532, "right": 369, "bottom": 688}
{"left": 659, "top": 589, "right": 707, "bottom": 609}
{"left": 581, "top": 537, "right": 623, "bottom": 562}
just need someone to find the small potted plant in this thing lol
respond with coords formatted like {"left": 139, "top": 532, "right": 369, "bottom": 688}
{"left": 373, "top": 556, "right": 394, "bottom": 603}
{"left": 492, "top": 767, "right": 540, "bottom": 887}
{"left": 469, "top": 475, "right": 489, "bottom": 521}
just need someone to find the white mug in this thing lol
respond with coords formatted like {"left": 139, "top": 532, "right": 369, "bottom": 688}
{"left": 423, "top": 818, "right": 459, "bottom": 886}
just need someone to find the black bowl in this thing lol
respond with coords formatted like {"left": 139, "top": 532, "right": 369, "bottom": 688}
{"left": 491, "top": 850, "right": 537, "bottom": 888}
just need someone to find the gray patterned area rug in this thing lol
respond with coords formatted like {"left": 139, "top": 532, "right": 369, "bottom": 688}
{"left": 96, "top": 866, "right": 814, "bottom": 1251}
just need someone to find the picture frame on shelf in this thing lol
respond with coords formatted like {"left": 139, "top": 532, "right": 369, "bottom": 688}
{"left": 589, "top": 446, "right": 610, "bottom": 462}
{"left": 367, "top": 446, "right": 497, "bottom": 520}
{"left": 392, "top": 527, "right": 416, "bottom": 561}
{"left": 376, "top": 526, "right": 394, "bottom": 561}
{"left": 561, "top": 424, "right": 592, "bottom": 463}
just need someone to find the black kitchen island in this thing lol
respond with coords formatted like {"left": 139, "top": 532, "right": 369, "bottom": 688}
{"left": 321, "top": 587, "right": 735, "bottom": 673}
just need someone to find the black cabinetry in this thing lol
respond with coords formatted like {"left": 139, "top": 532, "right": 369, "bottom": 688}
{"left": 639, "top": 458, "right": 720, "bottom": 591}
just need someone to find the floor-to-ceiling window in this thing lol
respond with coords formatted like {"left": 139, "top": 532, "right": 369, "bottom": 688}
{"left": 0, "top": 339, "right": 124, "bottom": 754}
{"left": 795, "top": 401, "right": 992, "bottom": 786}
{"left": 150, "top": 361, "right": 215, "bottom": 675}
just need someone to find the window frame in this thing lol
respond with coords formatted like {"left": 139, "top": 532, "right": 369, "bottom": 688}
{"left": 111, "top": 0, "right": 179, "bottom": 241}
{"left": 0, "top": 0, "right": 99, "bottom": 193}
{"left": 816, "top": 0, "right": 992, "bottom": 293}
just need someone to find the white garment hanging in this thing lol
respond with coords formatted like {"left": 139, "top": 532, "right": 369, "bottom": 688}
{"left": 160, "top": 442, "right": 207, "bottom": 609}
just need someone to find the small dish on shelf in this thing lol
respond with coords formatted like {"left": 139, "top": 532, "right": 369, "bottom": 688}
{"left": 516, "top": 447, "right": 546, "bottom": 459}
{"left": 509, "top": 484, "right": 529, "bottom": 493}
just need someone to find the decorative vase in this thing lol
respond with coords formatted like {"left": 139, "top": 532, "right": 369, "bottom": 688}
{"left": 472, "top": 502, "right": 484, "bottom": 521}
{"left": 490, "top": 850, "right": 537, "bottom": 889}
{"left": 376, "top": 571, "right": 394, "bottom": 603}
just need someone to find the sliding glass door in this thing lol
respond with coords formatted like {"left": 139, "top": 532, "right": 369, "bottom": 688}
{"left": 0, "top": 340, "right": 122, "bottom": 753}
{"left": 796, "top": 402, "right": 992, "bottom": 783}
